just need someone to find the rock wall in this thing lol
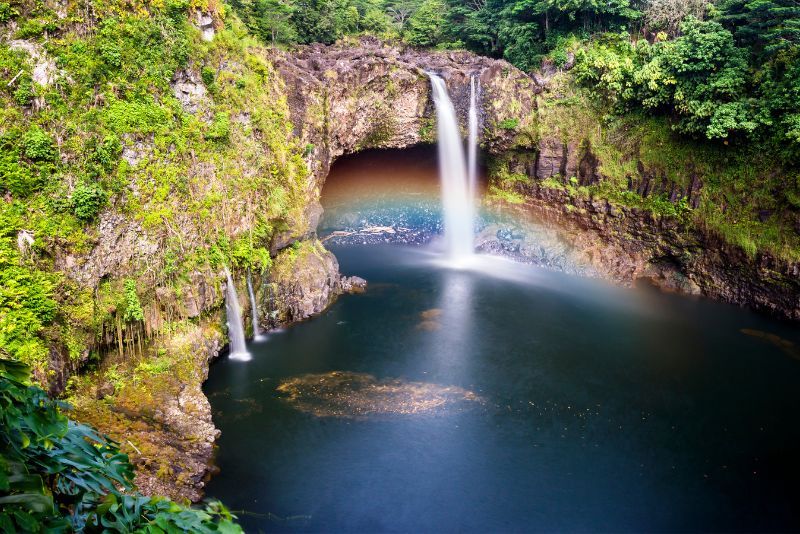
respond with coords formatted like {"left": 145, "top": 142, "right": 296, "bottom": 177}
{"left": 270, "top": 37, "right": 538, "bottom": 245}
{"left": 499, "top": 181, "right": 800, "bottom": 320}
{"left": 71, "top": 321, "right": 224, "bottom": 502}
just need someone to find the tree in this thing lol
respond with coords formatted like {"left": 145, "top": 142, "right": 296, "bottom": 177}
{"left": 292, "top": 0, "right": 338, "bottom": 43}
{"left": 404, "top": 0, "right": 446, "bottom": 46}
{"left": 718, "top": 0, "right": 800, "bottom": 57}
{"left": 643, "top": 0, "right": 709, "bottom": 36}
{"left": 333, "top": 0, "right": 361, "bottom": 34}
{"left": 386, "top": 0, "right": 416, "bottom": 29}
{"left": 254, "top": 0, "right": 298, "bottom": 44}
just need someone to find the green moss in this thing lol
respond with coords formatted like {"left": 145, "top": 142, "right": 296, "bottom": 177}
{"left": 487, "top": 184, "right": 525, "bottom": 204}
{"left": 419, "top": 117, "right": 435, "bottom": 143}
{"left": 498, "top": 118, "right": 519, "bottom": 130}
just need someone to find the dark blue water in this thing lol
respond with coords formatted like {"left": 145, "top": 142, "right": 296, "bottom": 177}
{"left": 205, "top": 244, "right": 800, "bottom": 533}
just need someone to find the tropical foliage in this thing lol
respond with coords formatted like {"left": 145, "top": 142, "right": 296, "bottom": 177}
{"left": 0, "top": 358, "right": 242, "bottom": 532}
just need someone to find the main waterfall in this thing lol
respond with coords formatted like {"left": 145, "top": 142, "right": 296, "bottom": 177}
{"left": 224, "top": 267, "right": 251, "bottom": 361}
{"left": 428, "top": 73, "right": 475, "bottom": 260}
{"left": 468, "top": 75, "right": 479, "bottom": 201}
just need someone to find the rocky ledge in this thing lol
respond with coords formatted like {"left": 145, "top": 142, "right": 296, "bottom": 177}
{"left": 499, "top": 182, "right": 800, "bottom": 320}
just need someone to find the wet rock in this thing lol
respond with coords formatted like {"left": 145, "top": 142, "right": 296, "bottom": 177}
{"left": 16, "top": 230, "right": 34, "bottom": 257}
{"left": 535, "top": 137, "right": 563, "bottom": 179}
{"left": 73, "top": 323, "right": 224, "bottom": 502}
{"left": 741, "top": 328, "right": 800, "bottom": 360}
{"left": 96, "top": 381, "right": 115, "bottom": 400}
{"left": 195, "top": 10, "right": 215, "bottom": 42}
{"left": 59, "top": 212, "right": 158, "bottom": 287}
{"left": 340, "top": 275, "right": 367, "bottom": 294}
{"left": 182, "top": 271, "right": 222, "bottom": 318}
{"left": 273, "top": 37, "right": 537, "bottom": 200}
{"left": 507, "top": 181, "right": 800, "bottom": 320}
{"left": 8, "top": 40, "right": 61, "bottom": 87}
{"left": 563, "top": 52, "right": 576, "bottom": 71}
{"left": 267, "top": 239, "right": 345, "bottom": 324}
{"left": 121, "top": 137, "right": 150, "bottom": 167}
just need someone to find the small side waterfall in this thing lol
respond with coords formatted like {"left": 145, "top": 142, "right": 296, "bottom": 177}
{"left": 428, "top": 73, "right": 474, "bottom": 260}
{"left": 468, "top": 75, "right": 479, "bottom": 200}
{"left": 246, "top": 270, "right": 264, "bottom": 341}
{"left": 224, "top": 267, "right": 251, "bottom": 361}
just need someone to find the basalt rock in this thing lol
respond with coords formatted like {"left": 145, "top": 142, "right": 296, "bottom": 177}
{"left": 512, "top": 138, "right": 705, "bottom": 206}
{"left": 265, "top": 239, "right": 365, "bottom": 326}
{"left": 506, "top": 182, "right": 800, "bottom": 320}
{"left": 271, "top": 38, "right": 538, "bottom": 243}
{"left": 71, "top": 322, "right": 224, "bottom": 502}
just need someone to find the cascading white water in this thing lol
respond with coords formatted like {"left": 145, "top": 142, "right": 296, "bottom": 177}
{"left": 468, "top": 75, "right": 479, "bottom": 201}
{"left": 247, "top": 271, "right": 264, "bottom": 341}
{"left": 224, "top": 267, "right": 251, "bottom": 361}
{"left": 428, "top": 73, "right": 474, "bottom": 260}
{"left": 246, "top": 270, "right": 264, "bottom": 341}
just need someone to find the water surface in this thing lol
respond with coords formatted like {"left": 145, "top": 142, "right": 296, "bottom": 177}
{"left": 207, "top": 146, "right": 800, "bottom": 532}
{"left": 205, "top": 244, "right": 800, "bottom": 532}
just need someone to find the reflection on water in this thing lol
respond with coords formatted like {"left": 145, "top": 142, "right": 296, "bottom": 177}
{"left": 319, "top": 146, "right": 601, "bottom": 277}
{"left": 205, "top": 244, "right": 800, "bottom": 532}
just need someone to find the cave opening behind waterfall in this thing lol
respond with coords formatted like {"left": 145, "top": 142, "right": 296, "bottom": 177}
{"left": 318, "top": 145, "right": 487, "bottom": 247}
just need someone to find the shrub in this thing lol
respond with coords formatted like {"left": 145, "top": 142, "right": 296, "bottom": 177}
{"left": 71, "top": 181, "right": 107, "bottom": 221}
{"left": 103, "top": 98, "right": 172, "bottom": 135}
{"left": 98, "top": 41, "right": 122, "bottom": 68}
{"left": 12, "top": 78, "right": 34, "bottom": 107}
{"left": 0, "top": 152, "right": 37, "bottom": 196}
{"left": 91, "top": 134, "right": 122, "bottom": 171}
{"left": 498, "top": 118, "right": 519, "bottom": 130}
{"left": 15, "top": 18, "right": 44, "bottom": 38}
{"left": 122, "top": 279, "right": 144, "bottom": 322}
{"left": 201, "top": 66, "right": 216, "bottom": 86}
{"left": 205, "top": 112, "right": 231, "bottom": 141}
{"left": 0, "top": 235, "right": 57, "bottom": 370}
{"left": 22, "top": 128, "right": 56, "bottom": 162}
{"left": 0, "top": 2, "right": 17, "bottom": 22}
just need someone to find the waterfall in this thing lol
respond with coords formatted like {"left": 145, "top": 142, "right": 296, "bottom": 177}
{"left": 224, "top": 267, "right": 251, "bottom": 361}
{"left": 428, "top": 73, "right": 474, "bottom": 260}
{"left": 247, "top": 270, "right": 264, "bottom": 341}
{"left": 468, "top": 75, "right": 479, "bottom": 200}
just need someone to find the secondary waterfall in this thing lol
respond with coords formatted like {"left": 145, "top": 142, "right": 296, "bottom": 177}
{"left": 224, "top": 267, "right": 251, "bottom": 361}
{"left": 468, "top": 75, "right": 479, "bottom": 200}
{"left": 246, "top": 270, "right": 264, "bottom": 341}
{"left": 428, "top": 73, "right": 474, "bottom": 260}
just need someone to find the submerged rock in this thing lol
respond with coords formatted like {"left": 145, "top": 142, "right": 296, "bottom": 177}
{"left": 276, "top": 371, "right": 482, "bottom": 418}
{"left": 741, "top": 328, "right": 800, "bottom": 360}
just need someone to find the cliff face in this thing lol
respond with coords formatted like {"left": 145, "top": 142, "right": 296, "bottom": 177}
{"left": 491, "top": 184, "right": 800, "bottom": 320}
{"left": 269, "top": 37, "right": 537, "bottom": 246}
{"left": 487, "top": 72, "right": 800, "bottom": 320}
